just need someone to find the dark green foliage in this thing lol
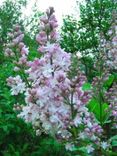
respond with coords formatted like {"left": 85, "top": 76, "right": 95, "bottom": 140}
{"left": 61, "top": 16, "right": 79, "bottom": 53}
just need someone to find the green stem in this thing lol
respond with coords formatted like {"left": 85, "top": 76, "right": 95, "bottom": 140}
{"left": 20, "top": 68, "right": 30, "bottom": 88}
{"left": 70, "top": 92, "right": 74, "bottom": 119}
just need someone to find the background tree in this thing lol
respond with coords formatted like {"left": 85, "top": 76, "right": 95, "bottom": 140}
{"left": 60, "top": 0, "right": 117, "bottom": 81}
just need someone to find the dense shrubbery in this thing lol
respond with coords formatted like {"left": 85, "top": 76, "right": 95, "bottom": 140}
{"left": 0, "top": 0, "right": 117, "bottom": 155}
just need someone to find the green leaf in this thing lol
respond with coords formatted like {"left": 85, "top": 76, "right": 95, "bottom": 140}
{"left": 108, "top": 151, "right": 117, "bottom": 156}
{"left": 103, "top": 75, "right": 114, "bottom": 89}
{"left": 76, "top": 147, "right": 87, "bottom": 153}
{"left": 2, "top": 125, "right": 8, "bottom": 132}
{"left": 110, "top": 135, "right": 117, "bottom": 147}
{"left": 71, "top": 146, "right": 90, "bottom": 156}
{"left": 110, "top": 135, "right": 117, "bottom": 141}
{"left": 112, "top": 141, "right": 117, "bottom": 147}
{"left": 82, "top": 83, "right": 91, "bottom": 91}
{"left": 88, "top": 98, "right": 109, "bottom": 123}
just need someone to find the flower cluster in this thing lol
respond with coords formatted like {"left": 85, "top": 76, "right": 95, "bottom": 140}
{"left": 6, "top": 7, "right": 104, "bottom": 154}
{"left": 106, "top": 11, "right": 117, "bottom": 70}
{"left": 5, "top": 25, "right": 29, "bottom": 71}
{"left": 7, "top": 75, "right": 26, "bottom": 95}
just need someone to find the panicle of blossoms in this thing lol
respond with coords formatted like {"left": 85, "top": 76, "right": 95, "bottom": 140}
{"left": 5, "top": 24, "right": 29, "bottom": 71}
{"left": 105, "top": 11, "right": 117, "bottom": 70}
{"left": 20, "top": 7, "right": 103, "bottom": 146}
{"left": 72, "top": 75, "right": 103, "bottom": 144}
{"left": 6, "top": 7, "right": 104, "bottom": 153}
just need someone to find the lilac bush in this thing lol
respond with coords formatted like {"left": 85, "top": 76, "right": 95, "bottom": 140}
{"left": 5, "top": 7, "right": 117, "bottom": 155}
